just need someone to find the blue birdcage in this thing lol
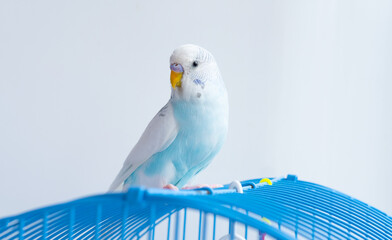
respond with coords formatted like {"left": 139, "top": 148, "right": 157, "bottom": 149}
{"left": 0, "top": 175, "right": 391, "bottom": 239}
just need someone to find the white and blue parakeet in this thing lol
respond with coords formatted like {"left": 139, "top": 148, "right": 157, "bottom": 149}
{"left": 109, "top": 44, "right": 228, "bottom": 191}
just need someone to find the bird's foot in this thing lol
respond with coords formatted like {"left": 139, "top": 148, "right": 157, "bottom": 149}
{"left": 163, "top": 184, "right": 179, "bottom": 191}
{"left": 163, "top": 183, "right": 223, "bottom": 191}
{"left": 182, "top": 184, "right": 223, "bottom": 190}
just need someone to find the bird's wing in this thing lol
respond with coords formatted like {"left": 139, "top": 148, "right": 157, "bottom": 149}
{"left": 108, "top": 102, "right": 179, "bottom": 191}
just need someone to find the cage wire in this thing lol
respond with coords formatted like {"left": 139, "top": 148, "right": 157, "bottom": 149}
{"left": 0, "top": 175, "right": 391, "bottom": 240}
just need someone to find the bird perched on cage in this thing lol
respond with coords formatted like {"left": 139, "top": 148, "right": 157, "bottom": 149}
{"left": 109, "top": 44, "right": 229, "bottom": 191}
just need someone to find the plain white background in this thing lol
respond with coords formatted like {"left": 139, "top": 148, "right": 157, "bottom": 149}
{"left": 0, "top": 1, "right": 391, "bottom": 218}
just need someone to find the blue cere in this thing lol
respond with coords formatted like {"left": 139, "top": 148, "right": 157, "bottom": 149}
{"left": 170, "top": 63, "right": 184, "bottom": 73}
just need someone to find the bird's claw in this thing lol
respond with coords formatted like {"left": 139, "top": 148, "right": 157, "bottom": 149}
{"left": 163, "top": 184, "right": 179, "bottom": 191}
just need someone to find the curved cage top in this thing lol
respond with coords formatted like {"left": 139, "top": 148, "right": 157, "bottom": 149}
{"left": 1, "top": 175, "right": 391, "bottom": 239}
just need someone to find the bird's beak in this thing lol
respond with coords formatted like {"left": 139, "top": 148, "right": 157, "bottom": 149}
{"left": 170, "top": 63, "right": 184, "bottom": 89}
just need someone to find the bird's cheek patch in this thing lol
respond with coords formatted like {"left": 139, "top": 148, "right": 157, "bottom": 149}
{"left": 193, "top": 79, "right": 205, "bottom": 89}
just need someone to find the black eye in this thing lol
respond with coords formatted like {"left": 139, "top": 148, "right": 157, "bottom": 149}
{"left": 192, "top": 61, "right": 199, "bottom": 67}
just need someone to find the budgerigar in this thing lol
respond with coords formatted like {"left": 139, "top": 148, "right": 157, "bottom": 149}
{"left": 109, "top": 44, "right": 228, "bottom": 191}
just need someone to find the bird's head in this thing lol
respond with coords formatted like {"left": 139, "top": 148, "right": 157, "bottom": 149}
{"left": 169, "top": 44, "right": 225, "bottom": 101}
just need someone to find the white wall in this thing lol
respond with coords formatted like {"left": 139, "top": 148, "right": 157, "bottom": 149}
{"left": 0, "top": 0, "right": 391, "bottom": 217}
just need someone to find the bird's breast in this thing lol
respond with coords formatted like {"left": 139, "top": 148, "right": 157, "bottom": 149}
{"left": 170, "top": 98, "right": 228, "bottom": 163}
{"left": 171, "top": 98, "right": 228, "bottom": 135}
